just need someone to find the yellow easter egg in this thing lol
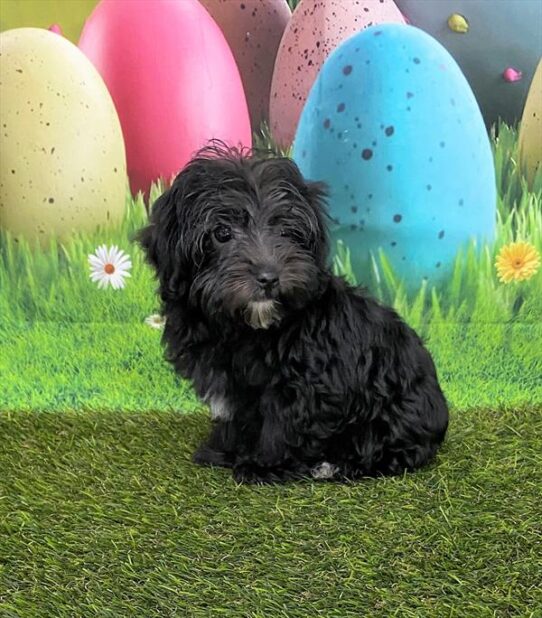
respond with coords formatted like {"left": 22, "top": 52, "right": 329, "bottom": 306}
{"left": 519, "top": 59, "right": 542, "bottom": 186}
{"left": 0, "top": 28, "right": 126, "bottom": 245}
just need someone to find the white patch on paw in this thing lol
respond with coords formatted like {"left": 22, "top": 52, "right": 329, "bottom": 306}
{"left": 311, "top": 462, "right": 339, "bottom": 480}
{"left": 209, "top": 396, "right": 231, "bottom": 421}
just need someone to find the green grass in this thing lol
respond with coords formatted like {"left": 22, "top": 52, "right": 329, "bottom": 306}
{"left": 1, "top": 406, "right": 541, "bottom": 617}
{"left": 1, "top": 123, "right": 541, "bottom": 411}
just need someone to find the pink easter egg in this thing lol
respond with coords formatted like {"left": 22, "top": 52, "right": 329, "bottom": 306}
{"left": 269, "top": 0, "right": 405, "bottom": 148}
{"left": 199, "top": 0, "right": 291, "bottom": 131}
{"left": 79, "top": 0, "right": 251, "bottom": 196}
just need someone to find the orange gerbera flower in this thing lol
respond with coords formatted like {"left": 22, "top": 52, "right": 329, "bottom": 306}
{"left": 495, "top": 241, "right": 541, "bottom": 283}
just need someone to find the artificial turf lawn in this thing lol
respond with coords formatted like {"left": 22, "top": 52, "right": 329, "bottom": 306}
{"left": 1, "top": 406, "right": 541, "bottom": 617}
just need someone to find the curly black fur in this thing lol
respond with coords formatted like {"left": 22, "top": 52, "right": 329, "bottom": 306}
{"left": 137, "top": 144, "right": 449, "bottom": 484}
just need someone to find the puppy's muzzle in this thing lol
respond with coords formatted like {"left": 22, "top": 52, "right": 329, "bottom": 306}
{"left": 256, "top": 270, "right": 279, "bottom": 292}
{"left": 256, "top": 268, "right": 279, "bottom": 295}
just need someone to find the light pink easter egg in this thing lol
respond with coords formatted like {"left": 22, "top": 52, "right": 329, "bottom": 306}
{"left": 199, "top": 0, "right": 291, "bottom": 131}
{"left": 79, "top": 0, "right": 251, "bottom": 197}
{"left": 270, "top": 0, "right": 405, "bottom": 148}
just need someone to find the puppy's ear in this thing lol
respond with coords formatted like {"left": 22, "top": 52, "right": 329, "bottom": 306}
{"left": 302, "top": 179, "right": 330, "bottom": 265}
{"left": 136, "top": 186, "right": 186, "bottom": 301}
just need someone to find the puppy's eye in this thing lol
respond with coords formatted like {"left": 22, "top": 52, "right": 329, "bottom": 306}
{"left": 213, "top": 225, "right": 232, "bottom": 243}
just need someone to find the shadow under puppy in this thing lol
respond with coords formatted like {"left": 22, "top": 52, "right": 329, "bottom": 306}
{"left": 137, "top": 145, "right": 449, "bottom": 484}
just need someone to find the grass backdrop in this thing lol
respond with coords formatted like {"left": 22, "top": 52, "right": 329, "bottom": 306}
{"left": 1, "top": 124, "right": 541, "bottom": 411}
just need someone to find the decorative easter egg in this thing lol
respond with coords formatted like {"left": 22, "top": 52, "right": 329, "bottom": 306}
{"left": 199, "top": 0, "right": 291, "bottom": 131}
{"left": 394, "top": 0, "right": 542, "bottom": 127}
{"left": 519, "top": 60, "right": 542, "bottom": 187}
{"left": 0, "top": 28, "right": 126, "bottom": 245}
{"left": 293, "top": 24, "right": 496, "bottom": 289}
{"left": 270, "top": 0, "right": 405, "bottom": 148}
{"left": 79, "top": 0, "right": 251, "bottom": 196}
{"left": 0, "top": 0, "right": 98, "bottom": 42}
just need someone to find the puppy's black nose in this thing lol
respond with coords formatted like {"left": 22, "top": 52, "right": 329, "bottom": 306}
{"left": 256, "top": 270, "right": 279, "bottom": 290}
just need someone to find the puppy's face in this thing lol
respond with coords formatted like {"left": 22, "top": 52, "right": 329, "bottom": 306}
{"left": 138, "top": 146, "right": 329, "bottom": 329}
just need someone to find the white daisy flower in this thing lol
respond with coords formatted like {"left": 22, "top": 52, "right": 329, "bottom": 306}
{"left": 88, "top": 244, "right": 132, "bottom": 290}
{"left": 145, "top": 313, "right": 166, "bottom": 330}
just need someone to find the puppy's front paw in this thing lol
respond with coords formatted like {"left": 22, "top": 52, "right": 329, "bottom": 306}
{"left": 192, "top": 444, "right": 234, "bottom": 468}
{"left": 233, "top": 463, "right": 286, "bottom": 485}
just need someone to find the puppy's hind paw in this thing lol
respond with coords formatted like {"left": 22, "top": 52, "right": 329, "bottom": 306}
{"left": 311, "top": 461, "right": 339, "bottom": 480}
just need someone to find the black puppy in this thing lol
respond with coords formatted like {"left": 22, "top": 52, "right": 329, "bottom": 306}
{"left": 137, "top": 145, "right": 448, "bottom": 484}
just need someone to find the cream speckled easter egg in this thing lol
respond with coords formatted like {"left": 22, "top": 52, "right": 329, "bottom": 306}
{"left": 0, "top": 28, "right": 126, "bottom": 244}
{"left": 519, "top": 59, "right": 542, "bottom": 187}
{"left": 269, "top": 0, "right": 405, "bottom": 147}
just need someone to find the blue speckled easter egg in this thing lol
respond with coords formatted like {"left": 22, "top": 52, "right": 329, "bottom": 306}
{"left": 293, "top": 24, "right": 496, "bottom": 290}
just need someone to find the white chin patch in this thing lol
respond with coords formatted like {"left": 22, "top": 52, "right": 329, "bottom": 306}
{"left": 245, "top": 300, "right": 279, "bottom": 330}
{"left": 311, "top": 462, "right": 339, "bottom": 480}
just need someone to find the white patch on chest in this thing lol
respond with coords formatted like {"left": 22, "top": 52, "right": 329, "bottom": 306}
{"left": 209, "top": 396, "right": 232, "bottom": 421}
